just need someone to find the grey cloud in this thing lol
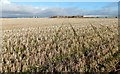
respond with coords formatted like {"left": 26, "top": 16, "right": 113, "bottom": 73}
{"left": 1, "top": 2, "right": 118, "bottom": 17}
{"left": 39, "top": 7, "right": 82, "bottom": 16}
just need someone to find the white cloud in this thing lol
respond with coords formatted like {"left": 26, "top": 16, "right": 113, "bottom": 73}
{"left": 0, "top": 1, "right": 118, "bottom": 17}
{"left": 0, "top": 0, "right": 11, "bottom": 4}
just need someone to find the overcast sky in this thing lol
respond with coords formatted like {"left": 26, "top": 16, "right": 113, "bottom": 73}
{"left": 0, "top": 0, "right": 118, "bottom": 17}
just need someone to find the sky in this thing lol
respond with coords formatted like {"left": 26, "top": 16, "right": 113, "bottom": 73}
{"left": 7, "top": 0, "right": 120, "bottom": 2}
{"left": 0, "top": 0, "right": 118, "bottom": 17}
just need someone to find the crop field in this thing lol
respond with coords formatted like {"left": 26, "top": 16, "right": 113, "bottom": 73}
{"left": 0, "top": 18, "right": 120, "bottom": 72}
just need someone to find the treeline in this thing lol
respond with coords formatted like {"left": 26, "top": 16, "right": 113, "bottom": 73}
{"left": 49, "top": 15, "right": 84, "bottom": 18}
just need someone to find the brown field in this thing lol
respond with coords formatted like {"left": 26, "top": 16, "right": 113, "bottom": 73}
{"left": 1, "top": 18, "right": 118, "bottom": 30}
{"left": 0, "top": 18, "right": 120, "bottom": 72}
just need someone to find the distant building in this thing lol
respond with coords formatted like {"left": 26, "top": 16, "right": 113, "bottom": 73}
{"left": 83, "top": 15, "right": 117, "bottom": 18}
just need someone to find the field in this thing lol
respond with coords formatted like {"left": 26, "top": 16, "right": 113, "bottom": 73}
{"left": 0, "top": 18, "right": 120, "bottom": 72}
